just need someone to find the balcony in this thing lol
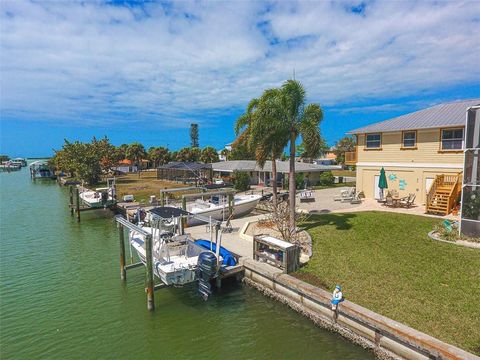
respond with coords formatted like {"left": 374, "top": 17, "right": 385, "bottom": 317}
{"left": 344, "top": 151, "right": 357, "bottom": 165}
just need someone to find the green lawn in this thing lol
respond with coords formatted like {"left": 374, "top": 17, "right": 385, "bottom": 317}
{"left": 295, "top": 212, "right": 480, "bottom": 355}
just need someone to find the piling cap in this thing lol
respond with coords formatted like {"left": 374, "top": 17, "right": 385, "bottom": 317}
{"left": 335, "top": 285, "right": 341, "bottom": 291}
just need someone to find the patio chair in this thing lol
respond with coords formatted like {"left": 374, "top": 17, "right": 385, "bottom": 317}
{"left": 350, "top": 192, "right": 362, "bottom": 204}
{"left": 334, "top": 187, "right": 355, "bottom": 202}
{"left": 384, "top": 195, "right": 394, "bottom": 207}
{"left": 400, "top": 193, "right": 416, "bottom": 208}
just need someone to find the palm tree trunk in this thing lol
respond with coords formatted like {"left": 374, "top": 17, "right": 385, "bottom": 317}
{"left": 271, "top": 157, "right": 278, "bottom": 209}
{"left": 289, "top": 133, "right": 296, "bottom": 231}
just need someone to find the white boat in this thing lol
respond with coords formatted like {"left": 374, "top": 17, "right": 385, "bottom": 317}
{"left": 79, "top": 186, "right": 116, "bottom": 208}
{"left": 30, "top": 160, "right": 55, "bottom": 179}
{"left": 185, "top": 193, "right": 261, "bottom": 225}
{"left": 78, "top": 178, "right": 116, "bottom": 208}
{"left": 0, "top": 162, "right": 21, "bottom": 172}
{"left": 128, "top": 207, "right": 216, "bottom": 287}
{"left": 130, "top": 229, "right": 205, "bottom": 286}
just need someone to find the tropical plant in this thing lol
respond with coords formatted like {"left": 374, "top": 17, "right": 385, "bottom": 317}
{"left": 200, "top": 146, "right": 218, "bottom": 163}
{"left": 148, "top": 146, "right": 171, "bottom": 167}
{"left": 220, "top": 148, "right": 230, "bottom": 160}
{"left": 233, "top": 171, "right": 250, "bottom": 191}
{"left": 0, "top": 155, "right": 10, "bottom": 162}
{"left": 319, "top": 171, "right": 335, "bottom": 186}
{"left": 175, "top": 147, "right": 201, "bottom": 162}
{"left": 333, "top": 136, "right": 356, "bottom": 164}
{"left": 126, "top": 142, "right": 146, "bottom": 175}
{"left": 190, "top": 123, "right": 199, "bottom": 148}
{"left": 253, "top": 80, "right": 323, "bottom": 230}
{"left": 235, "top": 95, "right": 288, "bottom": 208}
{"left": 52, "top": 139, "right": 103, "bottom": 184}
{"left": 228, "top": 142, "right": 255, "bottom": 160}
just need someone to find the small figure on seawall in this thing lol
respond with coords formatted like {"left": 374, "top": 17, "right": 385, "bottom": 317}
{"left": 331, "top": 284, "right": 345, "bottom": 311}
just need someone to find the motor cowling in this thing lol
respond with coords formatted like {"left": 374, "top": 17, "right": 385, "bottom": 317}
{"left": 197, "top": 252, "right": 218, "bottom": 300}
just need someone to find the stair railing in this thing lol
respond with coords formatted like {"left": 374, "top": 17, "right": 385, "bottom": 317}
{"left": 446, "top": 172, "right": 462, "bottom": 214}
{"left": 426, "top": 175, "right": 442, "bottom": 212}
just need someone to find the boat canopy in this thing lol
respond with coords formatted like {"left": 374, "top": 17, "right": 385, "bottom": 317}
{"left": 148, "top": 207, "right": 192, "bottom": 219}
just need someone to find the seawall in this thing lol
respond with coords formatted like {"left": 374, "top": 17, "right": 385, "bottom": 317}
{"left": 241, "top": 258, "right": 479, "bottom": 360}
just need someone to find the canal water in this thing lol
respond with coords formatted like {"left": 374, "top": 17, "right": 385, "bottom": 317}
{"left": 0, "top": 166, "right": 373, "bottom": 359}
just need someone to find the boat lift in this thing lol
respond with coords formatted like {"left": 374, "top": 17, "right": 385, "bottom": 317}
{"left": 115, "top": 209, "right": 232, "bottom": 311}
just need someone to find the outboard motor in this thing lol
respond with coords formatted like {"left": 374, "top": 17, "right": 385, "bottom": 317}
{"left": 197, "top": 252, "right": 218, "bottom": 300}
{"left": 101, "top": 191, "right": 108, "bottom": 205}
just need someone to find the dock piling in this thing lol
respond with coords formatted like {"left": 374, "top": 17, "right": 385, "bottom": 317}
{"left": 75, "top": 187, "right": 81, "bottom": 222}
{"left": 69, "top": 186, "right": 74, "bottom": 216}
{"left": 145, "top": 233, "right": 155, "bottom": 311}
{"left": 119, "top": 224, "right": 126, "bottom": 281}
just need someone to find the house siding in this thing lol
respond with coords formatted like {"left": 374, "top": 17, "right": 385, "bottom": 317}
{"left": 357, "top": 128, "right": 464, "bottom": 164}
{"left": 355, "top": 127, "right": 464, "bottom": 204}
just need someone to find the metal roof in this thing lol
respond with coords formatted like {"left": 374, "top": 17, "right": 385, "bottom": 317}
{"left": 157, "top": 162, "right": 212, "bottom": 170}
{"left": 211, "top": 160, "right": 340, "bottom": 173}
{"left": 347, "top": 99, "right": 480, "bottom": 135}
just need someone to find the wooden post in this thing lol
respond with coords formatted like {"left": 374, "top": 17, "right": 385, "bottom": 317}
{"left": 160, "top": 192, "right": 165, "bottom": 206}
{"left": 69, "top": 186, "right": 74, "bottom": 216}
{"left": 75, "top": 187, "right": 81, "bottom": 222}
{"left": 181, "top": 196, "right": 187, "bottom": 231}
{"left": 119, "top": 224, "right": 126, "bottom": 281}
{"left": 228, "top": 193, "right": 234, "bottom": 218}
{"left": 145, "top": 234, "right": 155, "bottom": 311}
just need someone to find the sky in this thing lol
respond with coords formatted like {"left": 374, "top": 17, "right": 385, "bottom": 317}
{"left": 1, "top": 0, "right": 479, "bottom": 157}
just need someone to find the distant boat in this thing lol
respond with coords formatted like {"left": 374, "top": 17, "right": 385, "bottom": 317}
{"left": 0, "top": 161, "right": 21, "bottom": 172}
{"left": 30, "top": 160, "right": 56, "bottom": 179}
{"left": 79, "top": 187, "right": 116, "bottom": 208}
{"left": 78, "top": 179, "right": 116, "bottom": 208}
{"left": 184, "top": 193, "right": 261, "bottom": 226}
{"left": 11, "top": 158, "right": 27, "bottom": 167}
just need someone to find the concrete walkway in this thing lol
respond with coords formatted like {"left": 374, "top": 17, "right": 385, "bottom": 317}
{"left": 298, "top": 187, "right": 459, "bottom": 220}
{"left": 186, "top": 214, "right": 264, "bottom": 258}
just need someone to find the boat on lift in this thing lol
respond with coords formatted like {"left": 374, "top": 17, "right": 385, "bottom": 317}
{"left": 184, "top": 193, "right": 261, "bottom": 226}
{"left": 29, "top": 160, "right": 56, "bottom": 179}
{"left": 78, "top": 178, "right": 116, "bottom": 208}
{"left": 128, "top": 207, "right": 221, "bottom": 287}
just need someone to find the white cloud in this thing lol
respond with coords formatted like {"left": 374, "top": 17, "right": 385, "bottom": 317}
{"left": 0, "top": 0, "right": 479, "bottom": 127}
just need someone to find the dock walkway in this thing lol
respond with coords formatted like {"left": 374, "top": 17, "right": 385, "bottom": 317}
{"left": 185, "top": 214, "right": 265, "bottom": 259}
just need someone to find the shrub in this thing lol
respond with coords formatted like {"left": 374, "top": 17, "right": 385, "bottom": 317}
{"left": 319, "top": 171, "right": 335, "bottom": 186}
{"left": 233, "top": 171, "right": 250, "bottom": 191}
{"left": 285, "top": 173, "right": 305, "bottom": 190}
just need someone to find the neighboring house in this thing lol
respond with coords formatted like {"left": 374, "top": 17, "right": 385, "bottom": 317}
{"left": 211, "top": 160, "right": 341, "bottom": 186}
{"left": 114, "top": 159, "right": 138, "bottom": 173}
{"left": 218, "top": 142, "right": 233, "bottom": 161}
{"left": 345, "top": 99, "right": 480, "bottom": 214}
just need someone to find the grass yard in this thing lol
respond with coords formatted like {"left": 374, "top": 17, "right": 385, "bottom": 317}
{"left": 114, "top": 171, "right": 184, "bottom": 203}
{"left": 295, "top": 211, "right": 480, "bottom": 355}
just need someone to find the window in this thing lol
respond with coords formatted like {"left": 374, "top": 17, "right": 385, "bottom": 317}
{"left": 441, "top": 128, "right": 464, "bottom": 150}
{"left": 365, "top": 133, "right": 381, "bottom": 149}
{"left": 402, "top": 131, "right": 416, "bottom": 148}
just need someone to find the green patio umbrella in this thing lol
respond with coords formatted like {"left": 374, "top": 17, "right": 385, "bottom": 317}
{"left": 378, "top": 167, "right": 388, "bottom": 200}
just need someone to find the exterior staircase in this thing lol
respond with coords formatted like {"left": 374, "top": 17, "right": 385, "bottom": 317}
{"left": 426, "top": 173, "right": 462, "bottom": 216}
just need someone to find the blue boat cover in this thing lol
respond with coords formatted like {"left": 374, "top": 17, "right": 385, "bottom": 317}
{"left": 194, "top": 240, "right": 237, "bottom": 266}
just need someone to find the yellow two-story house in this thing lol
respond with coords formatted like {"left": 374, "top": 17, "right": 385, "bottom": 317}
{"left": 346, "top": 99, "right": 480, "bottom": 215}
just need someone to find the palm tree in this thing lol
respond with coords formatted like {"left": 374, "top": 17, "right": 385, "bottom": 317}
{"left": 126, "top": 142, "right": 146, "bottom": 176}
{"left": 148, "top": 146, "right": 170, "bottom": 167}
{"left": 255, "top": 80, "right": 323, "bottom": 230}
{"left": 235, "top": 96, "right": 288, "bottom": 208}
